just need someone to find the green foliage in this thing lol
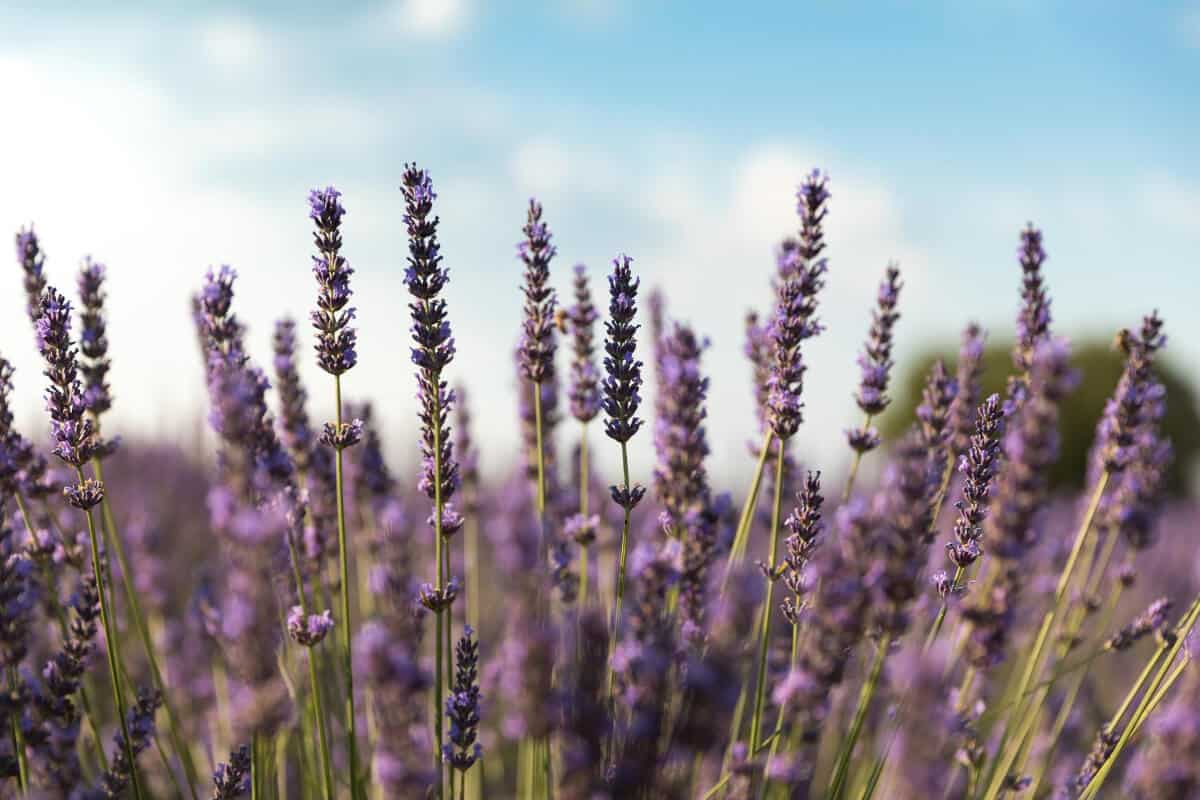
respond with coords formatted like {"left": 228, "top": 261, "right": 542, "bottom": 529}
{"left": 882, "top": 338, "right": 1199, "bottom": 495}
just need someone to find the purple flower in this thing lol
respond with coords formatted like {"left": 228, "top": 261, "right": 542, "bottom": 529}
{"left": 15, "top": 225, "right": 47, "bottom": 325}
{"left": 309, "top": 186, "right": 357, "bottom": 375}
{"left": 949, "top": 323, "right": 987, "bottom": 458}
{"left": 1100, "top": 311, "right": 1166, "bottom": 473}
{"left": 766, "top": 170, "right": 829, "bottom": 441}
{"left": 286, "top": 605, "right": 334, "bottom": 647}
{"left": 1012, "top": 223, "right": 1052, "bottom": 381}
{"left": 567, "top": 264, "right": 602, "bottom": 423}
{"left": 916, "top": 358, "right": 958, "bottom": 476}
{"left": 847, "top": 263, "right": 902, "bottom": 452}
{"left": 98, "top": 687, "right": 162, "bottom": 797}
{"left": 212, "top": 744, "right": 251, "bottom": 799}
{"left": 402, "top": 164, "right": 456, "bottom": 373}
{"left": 1105, "top": 597, "right": 1171, "bottom": 651}
{"left": 963, "top": 339, "right": 1076, "bottom": 668}
{"left": 517, "top": 199, "right": 558, "bottom": 384}
{"left": 602, "top": 255, "right": 644, "bottom": 446}
{"left": 781, "top": 471, "right": 824, "bottom": 624}
{"left": 35, "top": 288, "right": 101, "bottom": 469}
{"left": 443, "top": 625, "right": 482, "bottom": 772}
{"left": 76, "top": 257, "right": 114, "bottom": 418}
{"left": 945, "top": 394, "right": 1004, "bottom": 573}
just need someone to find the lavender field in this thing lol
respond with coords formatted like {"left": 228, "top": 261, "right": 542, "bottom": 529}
{"left": 1, "top": 161, "right": 1197, "bottom": 800}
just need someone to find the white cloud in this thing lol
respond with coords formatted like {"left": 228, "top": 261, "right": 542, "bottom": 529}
{"left": 1137, "top": 173, "right": 1200, "bottom": 233}
{"left": 510, "top": 137, "right": 572, "bottom": 197}
{"left": 389, "top": 0, "right": 470, "bottom": 39}
{"left": 198, "top": 16, "right": 274, "bottom": 73}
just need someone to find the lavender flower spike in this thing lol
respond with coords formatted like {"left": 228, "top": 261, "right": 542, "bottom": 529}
{"left": 15, "top": 225, "right": 47, "bottom": 325}
{"left": 944, "top": 394, "right": 1004, "bottom": 579}
{"left": 76, "top": 257, "right": 114, "bottom": 418}
{"left": 517, "top": 199, "right": 558, "bottom": 384}
{"left": 567, "top": 263, "right": 602, "bottom": 423}
{"left": 212, "top": 744, "right": 251, "bottom": 799}
{"left": 847, "top": 263, "right": 901, "bottom": 453}
{"left": 309, "top": 186, "right": 357, "bottom": 376}
{"left": 1011, "top": 223, "right": 1051, "bottom": 385}
{"left": 949, "top": 323, "right": 987, "bottom": 458}
{"left": 766, "top": 170, "right": 829, "bottom": 441}
{"left": 602, "top": 255, "right": 644, "bottom": 452}
{"left": 1105, "top": 597, "right": 1171, "bottom": 651}
{"left": 444, "top": 625, "right": 482, "bottom": 772}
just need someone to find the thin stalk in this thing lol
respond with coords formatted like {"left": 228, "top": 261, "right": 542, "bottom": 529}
{"left": 77, "top": 467, "right": 142, "bottom": 800}
{"left": 723, "top": 430, "right": 773, "bottom": 582}
{"left": 748, "top": 445, "right": 787, "bottom": 752}
{"left": 761, "top": 623, "right": 800, "bottom": 793}
{"left": 533, "top": 384, "right": 546, "bottom": 516}
{"left": 332, "top": 375, "right": 361, "bottom": 800}
{"left": 983, "top": 472, "right": 1110, "bottom": 788}
{"left": 578, "top": 426, "right": 589, "bottom": 607}
{"left": 8, "top": 667, "right": 28, "bottom": 794}
{"left": 91, "top": 453, "right": 201, "bottom": 799}
{"left": 608, "top": 440, "right": 633, "bottom": 659}
{"left": 841, "top": 413, "right": 872, "bottom": 502}
{"left": 251, "top": 733, "right": 261, "bottom": 800}
{"left": 827, "top": 633, "right": 891, "bottom": 800}
{"left": 925, "top": 565, "right": 966, "bottom": 651}
{"left": 1078, "top": 595, "right": 1200, "bottom": 800}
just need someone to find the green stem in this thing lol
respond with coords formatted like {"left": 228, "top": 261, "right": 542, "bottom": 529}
{"left": 1078, "top": 595, "right": 1200, "bottom": 800}
{"left": 77, "top": 469, "right": 142, "bottom": 800}
{"left": 841, "top": 413, "right": 873, "bottom": 503}
{"left": 8, "top": 667, "right": 28, "bottom": 794}
{"left": 607, "top": 441, "right": 633, "bottom": 656}
{"left": 761, "top": 623, "right": 799, "bottom": 792}
{"left": 722, "top": 431, "right": 773, "bottom": 584}
{"left": 533, "top": 383, "right": 546, "bottom": 516}
{"left": 982, "top": 471, "right": 1109, "bottom": 790}
{"left": 748, "top": 445, "right": 786, "bottom": 752}
{"left": 827, "top": 634, "right": 891, "bottom": 800}
{"left": 925, "top": 565, "right": 966, "bottom": 651}
{"left": 578, "top": 427, "right": 589, "bottom": 607}
{"left": 431, "top": 370, "right": 447, "bottom": 800}
{"left": 91, "top": 455, "right": 201, "bottom": 799}
{"left": 332, "top": 375, "right": 361, "bottom": 800}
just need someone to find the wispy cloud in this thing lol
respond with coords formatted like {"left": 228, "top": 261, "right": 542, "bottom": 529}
{"left": 198, "top": 15, "right": 276, "bottom": 73}
{"left": 384, "top": 0, "right": 471, "bottom": 39}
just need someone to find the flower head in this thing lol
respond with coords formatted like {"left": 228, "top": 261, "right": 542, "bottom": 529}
{"left": 309, "top": 186, "right": 357, "bottom": 375}
{"left": 567, "top": 263, "right": 602, "bottom": 423}
{"left": 517, "top": 199, "right": 558, "bottom": 383}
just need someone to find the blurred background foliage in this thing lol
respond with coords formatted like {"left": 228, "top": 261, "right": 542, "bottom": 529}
{"left": 881, "top": 336, "right": 1199, "bottom": 496}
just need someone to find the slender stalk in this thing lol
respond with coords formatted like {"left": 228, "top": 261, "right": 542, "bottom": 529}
{"left": 761, "top": 623, "right": 800, "bottom": 792}
{"left": 533, "top": 384, "right": 546, "bottom": 516}
{"left": 611, "top": 442, "right": 633, "bottom": 634}
{"left": 332, "top": 375, "right": 360, "bottom": 800}
{"left": 841, "top": 413, "right": 872, "bottom": 502}
{"left": 578, "top": 427, "right": 589, "bottom": 607}
{"left": 251, "top": 733, "right": 260, "bottom": 800}
{"left": 76, "top": 468, "right": 142, "bottom": 800}
{"left": 983, "top": 471, "right": 1110, "bottom": 790}
{"left": 827, "top": 633, "right": 891, "bottom": 800}
{"left": 91, "top": 454, "right": 202, "bottom": 799}
{"left": 8, "top": 667, "right": 28, "bottom": 794}
{"left": 748, "top": 445, "right": 786, "bottom": 752}
{"left": 723, "top": 430, "right": 773, "bottom": 583}
{"left": 924, "top": 564, "right": 966, "bottom": 651}
{"left": 1077, "top": 595, "right": 1200, "bottom": 800}
{"left": 285, "top": 530, "right": 335, "bottom": 800}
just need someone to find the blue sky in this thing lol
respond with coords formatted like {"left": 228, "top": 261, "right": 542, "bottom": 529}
{"left": 1, "top": 0, "right": 1197, "bottom": 482}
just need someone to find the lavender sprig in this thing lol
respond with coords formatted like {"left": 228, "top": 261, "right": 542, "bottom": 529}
{"left": 846, "top": 263, "right": 902, "bottom": 454}
{"left": 443, "top": 625, "right": 482, "bottom": 773}
{"left": 309, "top": 187, "right": 357, "bottom": 376}
{"left": 211, "top": 744, "right": 251, "bottom": 799}
{"left": 15, "top": 226, "right": 47, "bottom": 326}
{"left": 76, "top": 258, "right": 113, "bottom": 419}
{"left": 943, "top": 394, "right": 1005, "bottom": 586}
{"left": 949, "top": 323, "right": 987, "bottom": 458}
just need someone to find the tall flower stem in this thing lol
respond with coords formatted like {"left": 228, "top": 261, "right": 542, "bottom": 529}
{"left": 578, "top": 428, "right": 590, "bottom": 606}
{"left": 611, "top": 442, "right": 632, "bottom": 636}
{"left": 91, "top": 453, "right": 201, "bottom": 799}
{"left": 984, "top": 471, "right": 1109, "bottom": 787}
{"left": 283, "top": 525, "right": 334, "bottom": 800}
{"left": 748, "top": 445, "right": 786, "bottom": 751}
{"left": 332, "top": 374, "right": 360, "bottom": 800}
{"left": 533, "top": 385, "right": 547, "bottom": 516}
{"left": 430, "top": 371, "right": 448, "bottom": 800}
{"left": 827, "top": 633, "right": 891, "bottom": 799}
{"left": 8, "top": 667, "right": 28, "bottom": 792}
{"left": 841, "top": 413, "right": 872, "bottom": 502}
{"left": 77, "top": 467, "right": 142, "bottom": 800}
{"left": 1077, "top": 594, "right": 1200, "bottom": 800}
{"left": 723, "top": 430, "right": 773, "bottom": 580}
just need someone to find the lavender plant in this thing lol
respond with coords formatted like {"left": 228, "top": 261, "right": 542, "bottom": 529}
{"left": 2, "top": 166, "right": 1195, "bottom": 800}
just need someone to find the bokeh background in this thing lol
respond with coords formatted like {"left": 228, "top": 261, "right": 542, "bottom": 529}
{"left": 2, "top": 0, "right": 1198, "bottom": 490}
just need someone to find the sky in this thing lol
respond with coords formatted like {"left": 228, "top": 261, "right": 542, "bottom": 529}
{"left": 1, "top": 0, "right": 1198, "bottom": 485}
